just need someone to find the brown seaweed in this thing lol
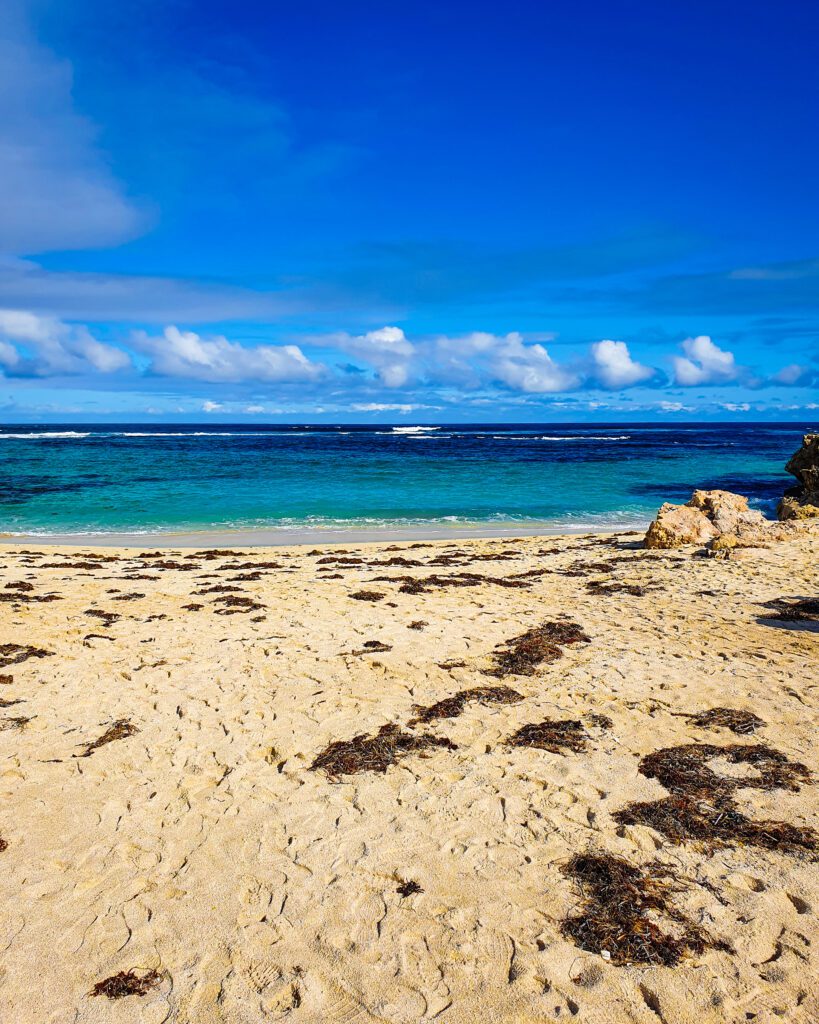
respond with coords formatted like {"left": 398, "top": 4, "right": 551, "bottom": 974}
{"left": 0, "top": 644, "right": 53, "bottom": 668}
{"left": 409, "top": 685, "right": 522, "bottom": 725}
{"left": 349, "top": 590, "right": 385, "bottom": 602}
{"left": 91, "top": 969, "right": 161, "bottom": 998}
{"left": 560, "top": 853, "right": 729, "bottom": 966}
{"left": 79, "top": 719, "right": 138, "bottom": 757}
{"left": 489, "top": 620, "right": 590, "bottom": 677}
{"left": 310, "top": 723, "right": 456, "bottom": 778}
{"left": 614, "top": 742, "right": 817, "bottom": 856}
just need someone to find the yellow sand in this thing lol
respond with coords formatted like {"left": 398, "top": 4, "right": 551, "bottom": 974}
{"left": 0, "top": 530, "right": 817, "bottom": 1023}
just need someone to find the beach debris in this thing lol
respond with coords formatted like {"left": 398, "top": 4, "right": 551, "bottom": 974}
{"left": 489, "top": 620, "right": 590, "bottom": 677}
{"left": 396, "top": 878, "right": 423, "bottom": 897}
{"left": 79, "top": 719, "right": 139, "bottom": 757}
{"left": 686, "top": 707, "right": 765, "bottom": 735}
{"left": 560, "top": 853, "right": 729, "bottom": 966}
{"left": 371, "top": 571, "right": 537, "bottom": 594}
{"left": 111, "top": 592, "right": 145, "bottom": 601}
{"left": 85, "top": 609, "right": 121, "bottom": 626}
{"left": 0, "top": 644, "right": 53, "bottom": 668}
{"left": 0, "top": 836, "right": 7, "bottom": 852}
{"left": 182, "top": 603, "right": 204, "bottom": 611}
{"left": 4, "top": 581, "right": 34, "bottom": 592}
{"left": 409, "top": 685, "right": 522, "bottom": 726}
{"left": 310, "top": 723, "right": 456, "bottom": 778}
{"left": 408, "top": 620, "right": 428, "bottom": 630}
{"left": 349, "top": 590, "right": 385, "bottom": 602}
{"left": 614, "top": 743, "right": 818, "bottom": 855}
{"left": 212, "top": 595, "right": 265, "bottom": 615}
{"left": 585, "top": 580, "right": 648, "bottom": 596}
{"left": 508, "top": 718, "right": 596, "bottom": 754}
{"left": 352, "top": 640, "right": 393, "bottom": 655}
{"left": 778, "top": 433, "right": 819, "bottom": 520}
{"left": 0, "top": 716, "right": 31, "bottom": 731}
{"left": 759, "top": 596, "right": 819, "bottom": 623}
{"left": 0, "top": 674, "right": 13, "bottom": 684}
{"left": 195, "top": 584, "right": 243, "bottom": 594}
{"left": 0, "top": 698, "right": 23, "bottom": 708}
{"left": 91, "top": 969, "right": 161, "bottom": 999}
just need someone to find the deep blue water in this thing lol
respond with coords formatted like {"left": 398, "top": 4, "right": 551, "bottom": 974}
{"left": 0, "top": 422, "right": 813, "bottom": 536}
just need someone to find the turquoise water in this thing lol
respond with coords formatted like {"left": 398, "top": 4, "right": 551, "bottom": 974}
{"left": 0, "top": 423, "right": 812, "bottom": 536}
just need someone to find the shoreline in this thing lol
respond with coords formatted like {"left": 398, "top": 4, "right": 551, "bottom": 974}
{"left": 0, "top": 519, "right": 648, "bottom": 549}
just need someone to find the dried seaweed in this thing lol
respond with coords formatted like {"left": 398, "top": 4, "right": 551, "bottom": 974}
{"left": 614, "top": 743, "right": 817, "bottom": 856}
{"left": 409, "top": 685, "right": 522, "bottom": 725}
{"left": 0, "top": 715, "right": 30, "bottom": 731}
{"left": 352, "top": 640, "right": 393, "bottom": 655}
{"left": 585, "top": 580, "right": 648, "bottom": 597}
{"left": 760, "top": 597, "right": 819, "bottom": 623}
{"left": 212, "top": 595, "right": 265, "bottom": 614}
{"left": 507, "top": 719, "right": 589, "bottom": 753}
{"left": 0, "top": 644, "right": 53, "bottom": 668}
{"left": 0, "top": 674, "right": 12, "bottom": 684}
{"left": 79, "top": 719, "right": 138, "bottom": 757}
{"left": 396, "top": 878, "right": 423, "bottom": 897}
{"left": 371, "top": 571, "right": 535, "bottom": 594}
{"left": 310, "top": 723, "right": 456, "bottom": 778}
{"left": 0, "top": 836, "right": 7, "bottom": 852}
{"left": 4, "top": 581, "right": 34, "bottom": 592}
{"left": 85, "top": 609, "right": 120, "bottom": 626}
{"left": 111, "top": 592, "right": 145, "bottom": 601}
{"left": 91, "top": 969, "right": 161, "bottom": 998}
{"left": 349, "top": 590, "right": 385, "bottom": 602}
{"left": 560, "top": 853, "right": 729, "bottom": 966}
{"left": 686, "top": 708, "right": 765, "bottom": 735}
{"left": 182, "top": 603, "right": 204, "bottom": 611}
{"left": 408, "top": 620, "right": 428, "bottom": 630}
{"left": 489, "top": 620, "right": 590, "bottom": 677}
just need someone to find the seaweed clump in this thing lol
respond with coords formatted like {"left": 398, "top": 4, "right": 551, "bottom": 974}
{"left": 489, "top": 620, "right": 590, "bottom": 677}
{"left": 408, "top": 685, "right": 522, "bottom": 725}
{"left": 760, "top": 597, "right": 819, "bottom": 623}
{"left": 560, "top": 853, "right": 728, "bottom": 966}
{"left": 0, "top": 644, "right": 53, "bottom": 668}
{"left": 79, "top": 719, "right": 139, "bottom": 757}
{"left": 396, "top": 878, "right": 423, "bottom": 897}
{"left": 349, "top": 590, "right": 385, "bottom": 602}
{"left": 507, "top": 713, "right": 609, "bottom": 754}
{"left": 687, "top": 707, "right": 765, "bottom": 735}
{"left": 614, "top": 743, "right": 818, "bottom": 856}
{"left": 311, "top": 723, "right": 456, "bottom": 779}
{"left": 91, "top": 969, "right": 161, "bottom": 998}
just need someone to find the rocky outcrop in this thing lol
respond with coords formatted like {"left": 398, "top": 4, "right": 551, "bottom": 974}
{"left": 778, "top": 434, "right": 819, "bottom": 520}
{"left": 644, "top": 489, "right": 766, "bottom": 550}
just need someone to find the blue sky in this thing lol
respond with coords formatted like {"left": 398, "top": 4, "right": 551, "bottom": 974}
{"left": 0, "top": 0, "right": 817, "bottom": 422}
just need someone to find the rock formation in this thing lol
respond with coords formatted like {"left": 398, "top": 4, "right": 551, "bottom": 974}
{"left": 778, "top": 433, "right": 819, "bottom": 520}
{"left": 644, "top": 489, "right": 767, "bottom": 550}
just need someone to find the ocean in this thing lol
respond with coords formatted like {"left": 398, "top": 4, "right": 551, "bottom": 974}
{"left": 0, "top": 422, "right": 813, "bottom": 539}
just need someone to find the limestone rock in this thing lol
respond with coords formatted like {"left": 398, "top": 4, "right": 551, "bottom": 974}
{"left": 644, "top": 503, "right": 718, "bottom": 549}
{"left": 778, "top": 434, "right": 819, "bottom": 520}
{"left": 687, "top": 489, "right": 768, "bottom": 537}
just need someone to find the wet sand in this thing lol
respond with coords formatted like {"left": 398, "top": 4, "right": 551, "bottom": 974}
{"left": 1, "top": 529, "right": 817, "bottom": 1023}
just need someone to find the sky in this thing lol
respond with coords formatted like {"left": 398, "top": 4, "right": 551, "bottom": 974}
{"left": 0, "top": 0, "right": 817, "bottom": 423}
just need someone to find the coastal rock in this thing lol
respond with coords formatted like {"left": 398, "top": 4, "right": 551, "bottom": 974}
{"left": 644, "top": 502, "right": 718, "bottom": 549}
{"left": 778, "top": 434, "right": 819, "bottom": 520}
{"left": 687, "top": 489, "right": 768, "bottom": 537}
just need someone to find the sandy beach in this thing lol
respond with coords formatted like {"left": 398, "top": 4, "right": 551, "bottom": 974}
{"left": 1, "top": 528, "right": 817, "bottom": 1023}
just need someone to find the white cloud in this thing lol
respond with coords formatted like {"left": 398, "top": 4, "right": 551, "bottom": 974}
{"left": 244, "top": 404, "right": 265, "bottom": 414}
{"left": 590, "top": 339, "right": 654, "bottom": 388}
{"left": 351, "top": 402, "right": 420, "bottom": 413}
{"left": 490, "top": 333, "right": 580, "bottom": 393}
{"left": 202, "top": 400, "right": 223, "bottom": 413}
{"left": 672, "top": 335, "right": 737, "bottom": 385}
{"left": 0, "top": 9, "right": 144, "bottom": 254}
{"left": 0, "top": 308, "right": 131, "bottom": 376}
{"left": 333, "top": 326, "right": 415, "bottom": 388}
{"left": 656, "top": 400, "right": 693, "bottom": 413}
{"left": 721, "top": 402, "right": 751, "bottom": 412}
{"left": 134, "top": 325, "right": 323, "bottom": 383}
